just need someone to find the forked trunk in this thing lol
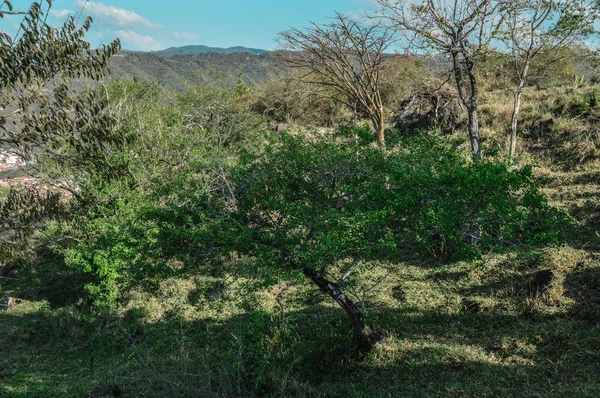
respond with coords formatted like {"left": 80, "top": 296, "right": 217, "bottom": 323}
{"left": 303, "top": 267, "right": 381, "bottom": 350}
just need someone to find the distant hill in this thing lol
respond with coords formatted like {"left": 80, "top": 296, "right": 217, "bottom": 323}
{"left": 105, "top": 51, "right": 285, "bottom": 91}
{"left": 153, "top": 45, "right": 269, "bottom": 56}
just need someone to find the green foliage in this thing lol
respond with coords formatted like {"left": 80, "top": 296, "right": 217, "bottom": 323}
{"left": 220, "top": 130, "right": 568, "bottom": 269}
{"left": 566, "top": 89, "right": 599, "bottom": 118}
{"left": 0, "top": 1, "right": 121, "bottom": 154}
{"left": 44, "top": 78, "right": 266, "bottom": 310}
{"left": 476, "top": 51, "right": 514, "bottom": 91}
{"left": 55, "top": 104, "right": 568, "bottom": 309}
{"left": 0, "top": 1, "right": 120, "bottom": 264}
{"left": 528, "top": 48, "right": 582, "bottom": 89}
{"left": 233, "top": 73, "right": 252, "bottom": 96}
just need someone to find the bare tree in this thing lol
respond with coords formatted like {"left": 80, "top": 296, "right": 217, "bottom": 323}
{"left": 377, "top": 0, "right": 507, "bottom": 159}
{"left": 278, "top": 13, "right": 394, "bottom": 146}
{"left": 503, "top": 0, "right": 599, "bottom": 157}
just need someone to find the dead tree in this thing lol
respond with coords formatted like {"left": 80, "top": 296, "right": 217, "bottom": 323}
{"left": 503, "top": 0, "right": 599, "bottom": 157}
{"left": 279, "top": 13, "right": 394, "bottom": 147}
{"left": 377, "top": 0, "right": 507, "bottom": 159}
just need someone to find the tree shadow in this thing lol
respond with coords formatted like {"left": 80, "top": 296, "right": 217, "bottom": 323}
{"left": 1, "top": 247, "right": 90, "bottom": 309}
{"left": 2, "top": 290, "right": 600, "bottom": 398}
{"left": 564, "top": 267, "right": 600, "bottom": 321}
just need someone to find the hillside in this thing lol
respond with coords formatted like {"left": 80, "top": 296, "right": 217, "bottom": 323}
{"left": 106, "top": 51, "right": 285, "bottom": 90}
{"left": 2, "top": 82, "right": 600, "bottom": 397}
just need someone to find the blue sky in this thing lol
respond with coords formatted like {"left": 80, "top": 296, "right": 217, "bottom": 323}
{"left": 4, "top": 0, "right": 378, "bottom": 51}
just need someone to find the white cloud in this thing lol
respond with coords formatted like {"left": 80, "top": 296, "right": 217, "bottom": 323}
{"left": 50, "top": 9, "right": 74, "bottom": 19}
{"left": 172, "top": 31, "right": 198, "bottom": 41}
{"left": 115, "top": 30, "right": 161, "bottom": 51}
{"left": 75, "top": 1, "right": 161, "bottom": 29}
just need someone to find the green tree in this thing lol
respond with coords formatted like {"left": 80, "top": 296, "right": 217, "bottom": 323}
{"left": 0, "top": 0, "right": 120, "bottom": 262}
{"left": 198, "top": 131, "right": 568, "bottom": 349}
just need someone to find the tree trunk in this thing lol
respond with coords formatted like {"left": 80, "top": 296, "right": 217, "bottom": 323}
{"left": 371, "top": 114, "right": 386, "bottom": 148}
{"left": 303, "top": 267, "right": 381, "bottom": 349}
{"left": 509, "top": 88, "right": 523, "bottom": 157}
{"left": 467, "top": 104, "right": 482, "bottom": 160}
{"left": 510, "top": 62, "right": 529, "bottom": 157}
{"left": 452, "top": 51, "right": 482, "bottom": 160}
{"left": 377, "top": 121, "right": 385, "bottom": 148}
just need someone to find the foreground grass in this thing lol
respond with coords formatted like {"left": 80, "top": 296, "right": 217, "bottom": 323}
{"left": 1, "top": 221, "right": 599, "bottom": 396}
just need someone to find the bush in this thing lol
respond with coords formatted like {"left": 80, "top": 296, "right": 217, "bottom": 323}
{"left": 44, "top": 78, "right": 266, "bottom": 310}
{"left": 225, "top": 130, "right": 568, "bottom": 264}
{"left": 253, "top": 74, "right": 351, "bottom": 127}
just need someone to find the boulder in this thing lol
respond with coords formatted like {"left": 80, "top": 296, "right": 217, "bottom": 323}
{"left": 1, "top": 264, "right": 21, "bottom": 278}
{"left": 530, "top": 269, "right": 555, "bottom": 297}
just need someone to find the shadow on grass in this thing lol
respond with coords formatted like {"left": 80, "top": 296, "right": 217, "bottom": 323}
{"left": 2, "top": 289, "right": 600, "bottom": 398}
{"left": 564, "top": 268, "right": 600, "bottom": 321}
{"left": 2, "top": 248, "right": 90, "bottom": 309}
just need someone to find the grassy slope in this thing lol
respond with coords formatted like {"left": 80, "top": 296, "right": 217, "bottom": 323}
{"left": 1, "top": 88, "right": 599, "bottom": 398}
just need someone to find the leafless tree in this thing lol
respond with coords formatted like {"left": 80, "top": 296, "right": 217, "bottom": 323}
{"left": 278, "top": 13, "right": 394, "bottom": 146}
{"left": 502, "top": 0, "right": 599, "bottom": 156}
{"left": 376, "top": 0, "right": 507, "bottom": 159}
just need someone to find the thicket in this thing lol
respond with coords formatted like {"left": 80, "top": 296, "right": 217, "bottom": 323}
{"left": 25, "top": 79, "right": 564, "bottom": 348}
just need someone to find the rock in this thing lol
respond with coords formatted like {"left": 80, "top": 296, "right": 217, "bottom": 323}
{"left": 87, "top": 385, "right": 123, "bottom": 398}
{"left": 530, "top": 269, "right": 555, "bottom": 297}
{"left": 5, "top": 297, "right": 21, "bottom": 312}
{"left": 1, "top": 263, "right": 21, "bottom": 278}
{"left": 391, "top": 285, "right": 406, "bottom": 303}
{"left": 462, "top": 298, "right": 482, "bottom": 314}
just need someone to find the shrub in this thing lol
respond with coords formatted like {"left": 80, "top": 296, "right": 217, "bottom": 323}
{"left": 58, "top": 120, "right": 568, "bottom": 340}
{"left": 225, "top": 130, "right": 568, "bottom": 264}
{"left": 253, "top": 74, "right": 351, "bottom": 127}
{"left": 45, "top": 78, "right": 265, "bottom": 310}
{"left": 199, "top": 130, "right": 568, "bottom": 344}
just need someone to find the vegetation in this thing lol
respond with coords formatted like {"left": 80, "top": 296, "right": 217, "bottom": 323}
{"left": 502, "top": 0, "right": 598, "bottom": 156}
{"left": 0, "top": 0, "right": 120, "bottom": 264}
{"left": 279, "top": 13, "right": 394, "bottom": 146}
{"left": 1, "top": 1, "right": 600, "bottom": 397}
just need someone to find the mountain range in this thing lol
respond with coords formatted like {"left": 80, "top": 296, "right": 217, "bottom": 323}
{"left": 121, "top": 45, "right": 269, "bottom": 56}
{"left": 106, "top": 45, "right": 279, "bottom": 90}
{"left": 153, "top": 45, "right": 269, "bottom": 56}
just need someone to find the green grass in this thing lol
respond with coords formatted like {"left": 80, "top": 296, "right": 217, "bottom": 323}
{"left": 2, "top": 238, "right": 599, "bottom": 397}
